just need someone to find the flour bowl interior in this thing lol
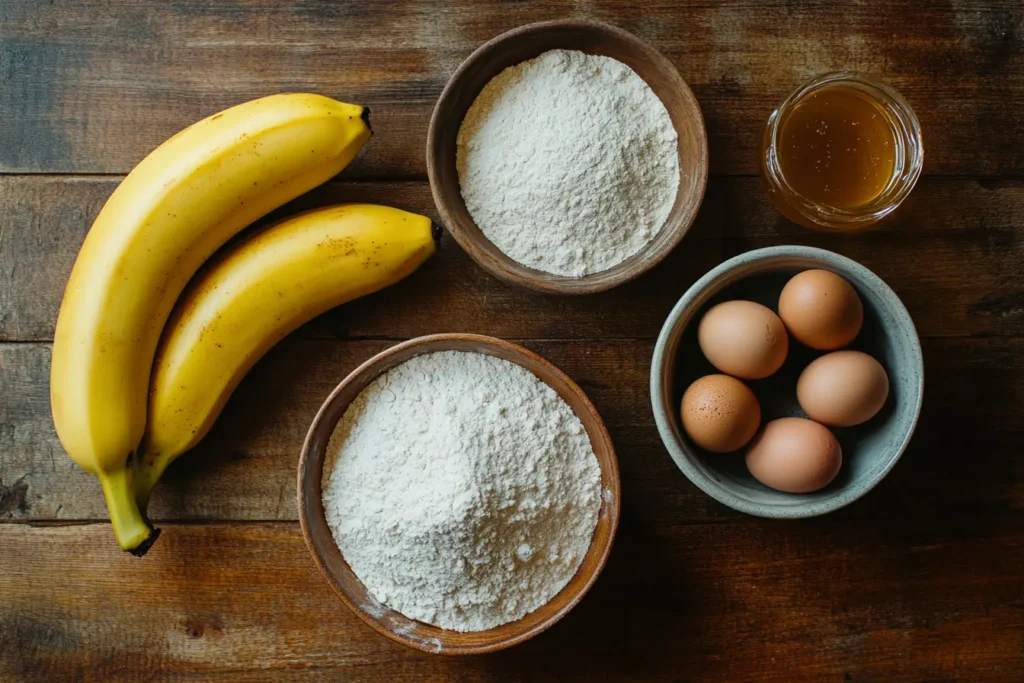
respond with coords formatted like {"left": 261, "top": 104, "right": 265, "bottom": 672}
{"left": 426, "top": 19, "right": 708, "bottom": 295}
{"left": 297, "top": 334, "right": 621, "bottom": 655}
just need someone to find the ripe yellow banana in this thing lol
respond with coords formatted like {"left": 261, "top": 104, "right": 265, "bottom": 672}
{"left": 135, "top": 204, "right": 439, "bottom": 510}
{"left": 51, "top": 94, "right": 371, "bottom": 554}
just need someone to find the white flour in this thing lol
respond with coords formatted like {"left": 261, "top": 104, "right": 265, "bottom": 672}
{"left": 457, "top": 49, "right": 680, "bottom": 277}
{"left": 322, "top": 350, "right": 602, "bottom": 632}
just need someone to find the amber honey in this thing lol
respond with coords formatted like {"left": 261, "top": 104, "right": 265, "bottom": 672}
{"left": 759, "top": 72, "right": 923, "bottom": 232}
{"left": 776, "top": 86, "right": 896, "bottom": 210}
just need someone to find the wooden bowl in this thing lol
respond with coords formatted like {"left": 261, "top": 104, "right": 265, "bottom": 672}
{"left": 426, "top": 19, "right": 709, "bottom": 295}
{"left": 297, "top": 334, "right": 621, "bottom": 654}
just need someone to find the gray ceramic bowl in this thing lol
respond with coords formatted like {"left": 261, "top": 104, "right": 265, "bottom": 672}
{"left": 651, "top": 246, "right": 924, "bottom": 517}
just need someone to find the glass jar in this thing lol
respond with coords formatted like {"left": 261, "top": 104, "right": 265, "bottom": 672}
{"left": 759, "top": 72, "right": 923, "bottom": 232}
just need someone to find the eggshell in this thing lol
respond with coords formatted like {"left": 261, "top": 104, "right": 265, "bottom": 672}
{"left": 680, "top": 374, "right": 761, "bottom": 453}
{"left": 697, "top": 300, "right": 789, "bottom": 379}
{"left": 745, "top": 418, "right": 842, "bottom": 493}
{"left": 797, "top": 350, "right": 890, "bottom": 427}
{"left": 778, "top": 269, "right": 864, "bottom": 350}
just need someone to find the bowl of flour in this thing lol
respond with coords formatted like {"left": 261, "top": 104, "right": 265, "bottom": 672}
{"left": 427, "top": 19, "right": 708, "bottom": 294}
{"left": 298, "top": 334, "right": 621, "bottom": 654}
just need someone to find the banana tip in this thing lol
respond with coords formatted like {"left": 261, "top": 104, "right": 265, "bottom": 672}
{"left": 431, "top": 222, "right": 443, "bottom": 246}
{"left": 361, "top": 107, "right": 372, "bottom": 135}
{"left": 127, "top": 526, "right": 162, "bottom": 558}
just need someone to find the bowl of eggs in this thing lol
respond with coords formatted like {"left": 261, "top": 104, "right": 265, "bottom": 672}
{"left": 650, "top": 246, "right": 923, "bottom": 517}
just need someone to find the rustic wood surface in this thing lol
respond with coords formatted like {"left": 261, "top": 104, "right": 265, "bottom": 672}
{"left": 1, "top": 0, "right": 1022, "bottom": 680}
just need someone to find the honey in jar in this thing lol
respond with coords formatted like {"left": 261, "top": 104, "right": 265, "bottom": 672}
{"left": 759, "top": 72, "right": 923, "bottom": 231}
{"left": 776, "top": 86, "right": 896, "bottom": 209}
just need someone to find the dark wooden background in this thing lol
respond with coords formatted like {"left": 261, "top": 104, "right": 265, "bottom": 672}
{"left": 2, "top": 1, "right": 1023, "bottom": 680}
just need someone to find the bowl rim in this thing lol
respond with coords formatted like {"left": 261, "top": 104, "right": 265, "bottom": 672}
{"left": 650, "top": 246, "right": 925, "bottom": 518}
{"left": 426, "top": 18, "right": 709, "bottom": 295}
{"left": 297, "top": 333, "right": 621, "bottom": 654}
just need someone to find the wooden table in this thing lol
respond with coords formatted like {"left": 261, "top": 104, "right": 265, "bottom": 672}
{"left": 2, "top": 1, "right": 1022, "bottom": 680}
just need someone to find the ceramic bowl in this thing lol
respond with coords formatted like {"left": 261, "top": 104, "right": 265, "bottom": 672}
{"left": 650, "top": 246, "right": 924, "bottom": 517}
{"left": 298, "top": 334, "right": 620, "bottom": 654}
{"left": 426, "top": 19, "right": 708, "bottom": 294}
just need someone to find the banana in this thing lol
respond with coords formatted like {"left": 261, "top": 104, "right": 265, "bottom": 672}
{"left": 135, "top": 204, "right": 440, "bottom": 510}
{"left": 51, "top": 94, "right": 372, "bottom": 554}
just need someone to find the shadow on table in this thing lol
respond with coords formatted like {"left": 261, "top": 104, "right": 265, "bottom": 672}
{"left": 479, "top": 508, "right": 702, "bottom": 680}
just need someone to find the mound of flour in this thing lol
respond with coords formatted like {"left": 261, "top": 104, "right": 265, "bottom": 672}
{"left": 322, "top": 350, "right": 602, "bottom": 632}
{"left": 457, "top": 49, "right": 679, "bottom": 277}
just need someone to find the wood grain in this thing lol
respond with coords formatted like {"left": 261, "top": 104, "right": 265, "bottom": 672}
{"left": 3, "top": 176, "right": 1024, "bottom": 343}
{"left": 1, "top": 1, "right": 1021, "bottom": 176}
{"left": 1, "top": 520, "right": 1021, "bottom": 681}
{"left": 4, "top": 336, "right": 1022, "bottom": 524}
{"left": 3, "top": 1, "right": 1024, "bottom": 678}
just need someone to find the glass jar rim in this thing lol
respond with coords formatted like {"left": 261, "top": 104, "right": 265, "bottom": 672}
{"left": 763, "top": 71, "right": 924, "bottom": 227}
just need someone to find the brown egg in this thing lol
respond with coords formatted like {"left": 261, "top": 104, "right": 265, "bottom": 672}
{"left": 697, "top": 300, "right": 789, "bottom": 379}
{"left": 778, "top": 269, "right": 864, "bottom": 350}
{"left": 797, "top": 350, "right": 889, "bottom": 427}
{"left": 745, "top": 417, "right": 842, "bottom": 493}
{"left": 680, "top": 375, "right": 761, "bottom": 453}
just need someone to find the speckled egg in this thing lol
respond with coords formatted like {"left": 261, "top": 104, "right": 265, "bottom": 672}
{"left": 680, "top": 374, "right": 762, "bottom": 453}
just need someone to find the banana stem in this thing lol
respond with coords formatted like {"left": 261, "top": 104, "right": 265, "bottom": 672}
{"left": 99, "top": 465, "right": 159, "bottom": 556}
{"left": 133, "top": 445, "right": 163, "bottom": 514}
